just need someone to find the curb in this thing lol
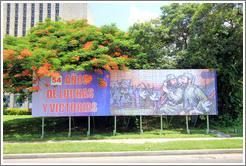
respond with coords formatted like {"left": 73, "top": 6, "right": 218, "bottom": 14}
{"left": 3, "top": 149, "right": 243, "bottom": 159}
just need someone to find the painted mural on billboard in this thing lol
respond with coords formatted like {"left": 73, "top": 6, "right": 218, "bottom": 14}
{"left": 110, "top": 69, "right": 217, "bottom": 116}
{"left": 32, "top": 71, "right": 110, "bottom": 117}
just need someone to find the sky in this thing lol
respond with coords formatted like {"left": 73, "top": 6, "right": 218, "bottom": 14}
{"left": 89, "top": 2, "right": 169, "bottom": 32}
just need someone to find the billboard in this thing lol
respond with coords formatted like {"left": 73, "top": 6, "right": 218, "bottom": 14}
{"left": 32, "top": 71, "right": 110, "bottom": 116}
{"left": 32, "top": 69, "right": 218, "bottom": 116}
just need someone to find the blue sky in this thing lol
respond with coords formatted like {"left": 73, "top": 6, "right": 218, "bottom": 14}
{"left": 89, "top": 2, "right": 169, "bottom": 32}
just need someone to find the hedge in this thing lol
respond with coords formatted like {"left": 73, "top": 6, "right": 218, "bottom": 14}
{"left": 3, "top": 108, "right": 32, "bottom": 115}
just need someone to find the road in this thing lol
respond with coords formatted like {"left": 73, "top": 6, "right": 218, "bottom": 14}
{"left": 3, "top": 154, "right": 243, "bottom": 164}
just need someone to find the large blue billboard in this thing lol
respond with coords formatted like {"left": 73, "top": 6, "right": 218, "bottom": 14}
{"left": 32, "top": 69, "right": 218, "bottom": 116}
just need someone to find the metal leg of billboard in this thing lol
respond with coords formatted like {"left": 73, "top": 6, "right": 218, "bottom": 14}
{"left": 206, "top": 115, "right": 209, "bottom": 134}
{"left": 41, "top": 117, "right": 44, "bottom": 139}
{"left": 140, "top": 116, "right": 143, "bottom": 134}
{"left": 68, "top": 116, "right": 71, "bottom": 137}
{"left": 87, "top": 116, "right": 90, "bottom": 137}
{"left": 160, "top": 116, "right": 163, "bottom": 135}
{"left": 113, "top": 116, "right": 117, "bottom": 136}
{"left": 93, "top": 116, "right": 95, "bottom": 132}
{"left": 186, "top": 116, "right": 190, "bottom": 134}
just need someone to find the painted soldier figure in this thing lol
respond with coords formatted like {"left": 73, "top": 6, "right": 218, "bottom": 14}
{"left": 180, "top": 73, "right": 210, "bottom": 115}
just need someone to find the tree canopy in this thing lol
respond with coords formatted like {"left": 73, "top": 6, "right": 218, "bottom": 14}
{"left": 3, "top": 18, "right": 141, "bottom": 98}
{"left": 129, "top": 3, "right": 243, "bottom": 125}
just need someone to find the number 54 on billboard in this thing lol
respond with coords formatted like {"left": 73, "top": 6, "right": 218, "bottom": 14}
{"left": 51, "top": 76, "right": 62, "bottom": 85}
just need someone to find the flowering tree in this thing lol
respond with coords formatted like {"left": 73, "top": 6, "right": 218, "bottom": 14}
{"left": 3, "top": 18, "right": 142, "bottom": 98}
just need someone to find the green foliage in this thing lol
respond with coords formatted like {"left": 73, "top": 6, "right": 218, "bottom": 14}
{"left": 3, "top": 19, "right": 141, "bottom": 99}
{"left": 129, "top": 3, "right": 243, "bottom": 126}
{"left": 3, "top": 109, "right": 32, "bottom": 115}
{"left": 129, "top": 19, "right": 176, "bottom": 69}
{"left": 181, "top": 3, "right": 243, "bottom": 126}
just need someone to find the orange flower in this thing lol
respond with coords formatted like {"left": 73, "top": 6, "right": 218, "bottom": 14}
{"left": 71, "top": 56, "right": 80, "bottom": 62}
{"left": 91, "top": 58, "right": 99, "bottom": 66}
{"left": 99, "top": 45, "right": 104, "bottom": 48}
{"left": 3, "top": 50, "right": 17, "bottom": 61}
{"left": 94, "top": 69, "right": 103, "bottom": 75}
{"left": 3, "top": 73, "right": 9, "bottom": 78}
{"left": 83, "top": 75, "right": 93, "bottom": 84}
{"left": 17, "top": 55, "right": 24, "bottom": 60}
{"left": 52, "top": 50, "right": 58, "bottom": 55}
{"left": 23, "top": 70, "right": 30, "bottom": 76}
{"left": 43, "top": 63, "right": 52, "bottom": 69}
{"left": 82, "top": 42, "right": 94, "bottom": 50}
{"left": 48, "top": 72, "right": 60, "bottom": 78}
{"left": 121, "top": 65, "right": 128, "bottom": 70}
{"left": 103, "top": 64, "right": 112, "bottom": 71}
{"left": 98, "top": 78, "right": 107, "bottom": 88}
{"left": 31, "top": 65, "right": 37, "bottom": 70}
{"left": 37, "top": 67, "right": 48, "bottom": 75}
{"left": 29, "top": 86, "right": 41, "bottom": 92}
{"left": 114, "top": 52, "right": 121, "bottom": 56}
{"left": 80, "top": 37, "right": 84, "bottom": 41}
{"left": 14, "top": 74, "right": 22, "bottom": 77}
{"left": 20, "top": 49, "right": 33, "bottom": 56}
{"left": 106, "top": 74, "right": 109, "bottom": 78}
{"left": 119, "top": 55, "right": 129, "bottom": 60}
{"left": 103, "top": 41, "right": 108, "bottom": 44}
{"left": 15, "top": 87, "right": 22, "bottom": 91}
{"left": 8, "top": 64, "right": 13, "bottom": 67}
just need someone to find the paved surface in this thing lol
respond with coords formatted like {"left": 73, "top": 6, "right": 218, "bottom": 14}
{"left": 3, "top": 137, "right": 243, "bottom": 144}
{"left": 3, "top": 149, "right": 243, "bottom": 159}
{"left": 210, "top": 129, "right": 231, "bottom": 137}
{"left": 3, "top": 153, "right": 244, "bottom": 163}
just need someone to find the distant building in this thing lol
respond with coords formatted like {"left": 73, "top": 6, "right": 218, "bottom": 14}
{"left": 2, "top": 2, "right": 94, "bottom": 109}
{"left": 2, "top": 3, "right": 94, "bottom": 37}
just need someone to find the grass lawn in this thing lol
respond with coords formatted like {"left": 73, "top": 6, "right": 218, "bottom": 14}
{"left": 3, "top": 115, "right": 243, "bottom": 141}
{"left": 3, "top": 115, "right": 219, "bottom": 141}
{"left": 3, "top": 139, "right": 243, "bottom": 154}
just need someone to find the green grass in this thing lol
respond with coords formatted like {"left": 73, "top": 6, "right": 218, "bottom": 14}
{"left": 3, "top": 115, "right": 243, "bottom": 141}
{"left": 3, "top": 139, "right": 243, "bottom": 154}
{"left": 3, "top": 115, "right": 219, "bottom": 141}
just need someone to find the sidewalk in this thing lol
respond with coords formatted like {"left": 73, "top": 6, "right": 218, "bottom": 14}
{"left": 3, "top": 149, "right": 243, "bottom": 159}
{"left": 3, "top": 137, "right": 243, "bottom": 144}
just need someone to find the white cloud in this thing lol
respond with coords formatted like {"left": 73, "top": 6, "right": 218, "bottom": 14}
{"left": 129, "top": 5, "right": 159, "bottom": 26}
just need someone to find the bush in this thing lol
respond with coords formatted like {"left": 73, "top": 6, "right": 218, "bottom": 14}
{"left": 3, "top": 108, "right": 32, "bottom": 115}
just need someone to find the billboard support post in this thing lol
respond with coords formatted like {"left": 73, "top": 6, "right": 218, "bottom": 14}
{"left": 186, "top": 116, "right": 190, "bottom": 134}
{"left": 87, "top": 116, "right": 90, "bottom": 137}
{"left": 93, "top": 116, "right": 95, "bottom": 132}
{"left": 140, "top": 116, "right": 143, "bottom": 134}
{"left": 68, "top": 116, "right": 71, "bottom": 137}
{"left": 160, "top": 115, "right": 163, "bottom": 135}
{"left": 206, "top": 115, "right": 209, "bottom": 134}
{"left": 113, "top": 116, "right": 116, "bottom": 136}
{"left": 41, "top": 117, "right": 44, "bottom": 139}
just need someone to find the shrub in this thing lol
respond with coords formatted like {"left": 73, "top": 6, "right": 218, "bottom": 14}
{"left": 3, "top": 108, "right": 32, "bottom": 115}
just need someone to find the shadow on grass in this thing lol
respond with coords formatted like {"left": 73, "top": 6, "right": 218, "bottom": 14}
{"left": 3, "top": 115, "right": 218, "bottom": 141}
